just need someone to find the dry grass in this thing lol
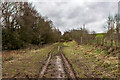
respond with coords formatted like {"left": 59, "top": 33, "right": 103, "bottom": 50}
{"left": 2, "top": 43, "right": 57, "bottom": 78}
{"left": 62, "top": 41, "right": 119, "bottom": 78}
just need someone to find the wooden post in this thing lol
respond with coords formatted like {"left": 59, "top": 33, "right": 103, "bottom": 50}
{"left": 81, "top": 36, "right": 82, "bottom": 44}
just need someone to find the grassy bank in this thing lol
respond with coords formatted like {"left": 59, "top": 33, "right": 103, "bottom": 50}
{"left": 62, "top": 41, "right": 119, "bottom": 78}
{"left": 2, "top": 43, "right": 57, "bottom": 78}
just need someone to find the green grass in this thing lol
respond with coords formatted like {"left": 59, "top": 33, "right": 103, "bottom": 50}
{"left": 3, "top": 43, "right": 57, "bottom": 78}
{"left": 4, "top": 56, "right": 14, "bottom": 61}
{"left": 62, "top": 41, "right": 118, "bottom": 78}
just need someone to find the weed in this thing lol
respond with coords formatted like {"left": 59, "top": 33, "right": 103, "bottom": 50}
{"left": 102, "top": 50, "right": 109, "bottom": 55}
{"left": 4, "top": 56, "right": 14, "bottom": 61}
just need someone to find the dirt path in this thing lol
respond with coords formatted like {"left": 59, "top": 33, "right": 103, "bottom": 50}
{"left": 43, "top": 54, "right": 67, "bottom": 78}
{"left": 39, "top": 45, "right": 76, "bottom": 79}
{"left": 56, "top": 55, "right": 66, "bottom": 78}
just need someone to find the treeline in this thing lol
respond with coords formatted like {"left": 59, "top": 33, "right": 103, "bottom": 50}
{"left": 63, "top": 14, "right": 120, "bottom": 54}
{"left": 90, "top": 14, "right": 120, "bottom": 48}
{"left": 63, "top": 27, "right": 94, "bottom": 44}
{"left": 1, "top": 2, "right": 61, "bottom": 50}
{"left": 63, "top": 26, "right": 89, "bottom": 44}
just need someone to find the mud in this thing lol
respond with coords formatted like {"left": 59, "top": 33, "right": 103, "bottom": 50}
{"left": 39, "top": 45, "right": 76, "bottom": 79}
{"left": 43, "top": 54, "right": 67, "bottom": 78}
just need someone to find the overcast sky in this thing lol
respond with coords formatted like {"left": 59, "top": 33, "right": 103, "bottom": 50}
{"left": 28, "top": 0, "right": 118, "bottom": 34}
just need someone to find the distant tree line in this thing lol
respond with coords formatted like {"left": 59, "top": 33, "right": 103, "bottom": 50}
{"left": 1, "top": 2, "right": 61, "bottom": 50}
{"left": 63, "top": 26, "right": 89, "bottom": 44}
{"left": 62, "top": 14, "right": 120, "bottom": 53}
{"left": 62, "top": 26, "right": 92, "bottom": 44}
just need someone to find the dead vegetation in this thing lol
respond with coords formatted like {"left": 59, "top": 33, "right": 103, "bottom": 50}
{"left": 2, "top": 44, "right": 56, "bottom": 78}
{"left": 62, "top": 41, "right": 119, "bottom": 78}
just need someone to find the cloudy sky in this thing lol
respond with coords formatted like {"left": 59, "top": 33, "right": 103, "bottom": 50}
{"left": 28, "top": 0, "right": 118, "bottom": 34}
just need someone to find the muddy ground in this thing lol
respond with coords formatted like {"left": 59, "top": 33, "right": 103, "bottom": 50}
{"left": 43, "top": 53, "right": 68, "bottom": 78}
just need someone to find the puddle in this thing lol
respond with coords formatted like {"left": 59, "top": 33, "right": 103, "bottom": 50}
{"left": 43, "top": 55, "right": 67, "bottom": 78}
{"left": 43, "top": 46, "right": 67, "bottom": 78}
{"left": 56, "top": 56, "right": 66, "bottom": 78}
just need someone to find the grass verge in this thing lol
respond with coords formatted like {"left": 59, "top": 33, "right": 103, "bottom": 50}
{"left": 2, "top": 43, "right": 57, "bottom": 78}
{"left": 62, "top": 41, "right": 119, "bottom": 78}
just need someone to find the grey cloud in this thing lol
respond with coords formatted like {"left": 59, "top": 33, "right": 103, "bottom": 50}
{"left": 32, "top": 1, "right": 117, "bottom": 33}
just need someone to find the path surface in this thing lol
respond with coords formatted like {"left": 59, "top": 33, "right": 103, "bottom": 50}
{"left": 56, "top": 55, "right": 66, "bottom": 78}
{"left": 43, "top": 54, "right": 67, "bottom": 78}
{"left": 39, "top": 45, "right": 76, "bottom": 79}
